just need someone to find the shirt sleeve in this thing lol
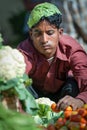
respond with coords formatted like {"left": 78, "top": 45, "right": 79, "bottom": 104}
{"left": 17, "top": 40, "right": 36, "bottom": 75}
{"left": 70, "top": 49, "right": 87, "bottom": 103}
{"left": 23, "top": 52, "right": 33, "bottom": 74}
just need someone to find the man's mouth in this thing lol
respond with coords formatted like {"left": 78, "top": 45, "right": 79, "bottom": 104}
{"left": 42, "top": 44, "right": 50, "bottom": 50}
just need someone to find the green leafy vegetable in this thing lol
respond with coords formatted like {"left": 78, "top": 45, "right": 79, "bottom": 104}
{"left": 0, "top": 103, "right": 41, "bottom": 130}
{"left": 33, "top": 104, "right": 64, "bottom": 127}
{"left": 0, "top": 74, "right": 38, "bottom": 115}
{"left": 0, "top": 33, "right": 38, "bottom": 115}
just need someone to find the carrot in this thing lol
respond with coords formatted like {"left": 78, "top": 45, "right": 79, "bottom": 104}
{"left": 70, "top": 114, "right": 81, "bottom": 122}
{"left": 77, "top": 108, "right": 87, "bottom": 117}
{"left": 80, "top": 117, "right": 87, "bottom": 124}
{"left": 65, "top": 106, "right": 73, "bottom": 111}
{"left": 55, "top": 118, "right": 66, "bottom": 129}
{"left": 64, "top": 110, "right": 72, "bottom": 119}
{"left": 51, "top": 103, "right": 59, "bottom": 112}
{"left": 47, "top": 124, "right": 56, "bottom": 130}
{"left": 80, "top": 123, "right": 86, "bottom": 129}
{"left": 64, "top": 106, "right": 73, "bottom": 119}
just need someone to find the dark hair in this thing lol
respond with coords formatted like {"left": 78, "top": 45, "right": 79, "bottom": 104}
{"left": 31, "top": 13, "right": 62, "bottom": 29}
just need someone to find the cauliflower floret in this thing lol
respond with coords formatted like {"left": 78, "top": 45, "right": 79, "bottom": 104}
{"left": 0, "top": 46, "right": 26, "bottom": 81}
{"left": 35, "top": 97, "right": 55, "bottom": 106}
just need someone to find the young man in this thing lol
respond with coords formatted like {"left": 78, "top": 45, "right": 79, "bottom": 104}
{"left": 18, "top": 2, "right": 87, "bottom": 110}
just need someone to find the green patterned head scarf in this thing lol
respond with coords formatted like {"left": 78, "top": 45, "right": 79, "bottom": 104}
{"left": 27, "top": 2, "right": 62, "bottom": 28}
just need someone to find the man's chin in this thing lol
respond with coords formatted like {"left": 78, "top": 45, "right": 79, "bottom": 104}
{"left": 42, "top": 52, "right": 52, "bottom": 58}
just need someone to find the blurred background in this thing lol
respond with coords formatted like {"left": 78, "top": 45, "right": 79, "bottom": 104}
{"left": 0, "top": 0, "right": 87, "bottom": 51}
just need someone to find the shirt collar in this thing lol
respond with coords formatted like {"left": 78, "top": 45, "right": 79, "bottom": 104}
{"left": 56, "top": 42, "right": 68, "bottom": 61}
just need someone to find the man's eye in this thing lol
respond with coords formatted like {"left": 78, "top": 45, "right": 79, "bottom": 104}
{"left": 34, "top": 32, "right": 41, "bottom": 37}
{"left": 47, "top": 30, "right": 54, "bottom": 35}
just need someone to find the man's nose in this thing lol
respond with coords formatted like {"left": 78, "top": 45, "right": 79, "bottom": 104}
{"left": 40, "top": 33, "right": 48, "bottom": 43}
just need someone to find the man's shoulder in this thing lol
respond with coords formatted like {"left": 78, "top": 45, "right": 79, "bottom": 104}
{"left": 60, "top": 34, "right": 78, "bottom": 46}
{"left": 57, "top": 34, "right": 86, "bottom": 60}
{"left": 17, "top": 38, "right": 34, "bottom": 52}
{"left": 59, "top": 34, "right": 84, "bottom": 52}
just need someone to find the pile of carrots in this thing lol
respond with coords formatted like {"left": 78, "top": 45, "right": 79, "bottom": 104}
{"left": 46, "top": 103, "right": 87, "bottom": 130}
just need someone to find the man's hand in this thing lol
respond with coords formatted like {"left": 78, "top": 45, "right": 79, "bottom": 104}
{"left": 57, "top": 95, "right": 84, "bottom": 110}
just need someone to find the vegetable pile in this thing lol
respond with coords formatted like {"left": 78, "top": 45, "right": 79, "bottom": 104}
{"left": 46, "top": 103, "right": 87, "bottom": 130}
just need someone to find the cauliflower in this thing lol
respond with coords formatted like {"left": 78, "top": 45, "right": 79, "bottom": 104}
{"left": 0, "top": 46, "right": 26, "bottom": 81}
{"left": 35, "top": 97, "right": 55, "bottom": 106}
{"left": 0, "top": 34, "right": 37, "bottom": 113}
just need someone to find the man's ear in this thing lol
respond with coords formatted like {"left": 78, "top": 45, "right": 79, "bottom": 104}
{"left": 29, "top": 30, "right": 33, "bottom": 39}
{"left": 59, "top": 28, "right": 63, "bottom": 35}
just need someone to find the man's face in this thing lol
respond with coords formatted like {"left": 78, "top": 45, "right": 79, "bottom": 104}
{"left": 30, "top": 20, "right": 62, "bottom": 58}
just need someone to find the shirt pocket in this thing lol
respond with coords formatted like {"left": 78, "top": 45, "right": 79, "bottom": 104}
{"left": 54, "top": 78, "right": 65, "bottom": 92}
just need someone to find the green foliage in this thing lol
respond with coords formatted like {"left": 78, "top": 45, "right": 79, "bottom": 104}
{"left": 0, "top": 103, "right": 41, "bottom": 130}
{"left": 0, "top": 74, "right": 38, "bottom": 115}
{"left": 0, "top": 74, "right": 32, "bottom": 91}
{"left": 33, "top": 104, "right": 64, "bottom": 127}
{"left": 37, "top": 104, "right": 51, "bottom": 117}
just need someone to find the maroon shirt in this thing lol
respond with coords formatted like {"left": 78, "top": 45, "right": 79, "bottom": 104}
{"left": 18, "top": 34, "right": 87, "bottom": 103}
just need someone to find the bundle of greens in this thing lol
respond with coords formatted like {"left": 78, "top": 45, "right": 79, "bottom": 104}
{"left": 33, "top": 103, "right": 64, "bottom": 127}
{"left": 32, "top": 98, "right": 64, "bottom": 127}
